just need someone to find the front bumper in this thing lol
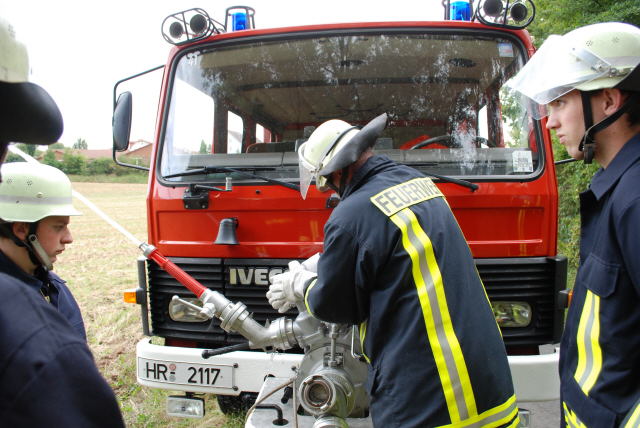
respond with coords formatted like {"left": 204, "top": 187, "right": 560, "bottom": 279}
{"left": 136, "top": 339, "right": 559, "bottom": 400}
{"left": 508, "top": 348, "right": 560, "bottom": 401}
{"left": 136, "top": 338, "right": 303, "bottom": 395}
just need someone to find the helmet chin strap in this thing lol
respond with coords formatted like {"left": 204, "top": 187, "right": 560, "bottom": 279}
{"left": 8, "top": 222, "right": 53, "bottom": 271}
{"left": 26, "top": 234, "right": 53, "bottom": 271}
{"left": 579, "top": 91, "right": 638, "bottom": 164}
{"left": 325, "top": 167, "right": 350, "bottom": 197}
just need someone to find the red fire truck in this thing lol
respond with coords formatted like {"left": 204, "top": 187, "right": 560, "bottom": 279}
{"left": 113, "top": 1, "right": 565, "bottom": 425}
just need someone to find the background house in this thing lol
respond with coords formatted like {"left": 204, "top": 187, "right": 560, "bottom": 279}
{"left": 38, "top": 140, "right": 152, "bottom": 164}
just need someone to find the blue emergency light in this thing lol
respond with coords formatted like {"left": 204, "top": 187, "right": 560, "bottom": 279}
{"left": 232, "top": 12, "right": 247, "bottom": 31}
{"left": 450, "top": 1, "right": 472, "bottom": 21}
{"left": 225, "top": 6, "right": 256, "bottom": 32}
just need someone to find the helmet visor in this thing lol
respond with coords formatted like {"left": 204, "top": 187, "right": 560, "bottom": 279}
{"left": 298, "top": 143, "right": 317, "bottom": 200}
{"left": 505, "top": 35, "right": 613, "bottom": 118}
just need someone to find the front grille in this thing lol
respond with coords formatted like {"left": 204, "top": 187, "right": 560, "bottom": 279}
{"left": 478, "top": 256, "right": 566, "bottom": 347}
{"left": 148, "top": 258, "right": 291, "bottom": 348}
{"left": 147, "top": 256, "right": 566, "bottom": 349}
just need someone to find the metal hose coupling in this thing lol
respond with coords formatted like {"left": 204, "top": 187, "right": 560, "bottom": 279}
{"left": 298, "top": 367, "right": 356, "bottom": 420}
{"left": 199, "top": 288, "right": 297, "bottom": 350}
{"left": 312, "top": 415, "right": 349, "bottom": 428}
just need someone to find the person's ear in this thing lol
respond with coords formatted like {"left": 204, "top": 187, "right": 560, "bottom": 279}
{"left": 600, "top": 88, "right": 626, "bottom": 116}
{"left": 11, "top": 222, "right": 29, "bottom": 240}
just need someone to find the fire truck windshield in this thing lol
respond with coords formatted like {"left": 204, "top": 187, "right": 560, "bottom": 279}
{"left": 159, "top": 29, "right": 539, "bottom": 185}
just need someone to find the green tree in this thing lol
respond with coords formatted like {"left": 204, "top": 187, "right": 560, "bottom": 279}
{"left": 42, "top": 149, "right": 60, "bottom": 168}
{"left": 553, "top": 139, "right": 599, "bottom": 283}
{"left": 4, "top": 153, "right": 24, "bottom": 163}
{"left": 16, "top": 143, "right": 37, "bottom": 156}
{"left": 87, "top": 158, "right": 115, "bottom": 175}
{"left": 60, "top": 149, "right": 86, "bottom": 175}
{"left": 529, "top": 0, "right": 640, "bottom": 45}
{"left": 199, "top": 139, "right": 212, "bottom": 154}
{"left": 73, "top": 138, "right": 88, "bottom": 150}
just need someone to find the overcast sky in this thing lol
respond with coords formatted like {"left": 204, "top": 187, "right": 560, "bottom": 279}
{"left": 1, "top": 0, "right": 444, "bottom": 148}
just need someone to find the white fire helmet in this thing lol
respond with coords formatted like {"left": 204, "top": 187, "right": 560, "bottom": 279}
{"left": 0, "top": 162, "right": 81, "bottom": 223}
{"left": 505, "top": 22, "right": 640, "bottom": 119}
{"left": 297, "top": 120, "right": 359, "bottom": 199}
{"left": 297, "top": 113, "right": 388, "bottom": 199}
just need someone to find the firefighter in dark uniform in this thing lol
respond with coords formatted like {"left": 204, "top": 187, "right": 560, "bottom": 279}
{"left": 507, "top": 22, "right": 640, "bottom": 427}
{"left": 0, "top": 162, "right": 87, "bottom": 339}
{"left": 0, "top": 17, "right": 125, "bottom": 427}
{"left": 268, "top": 113, "right": 519, "bottom": 427}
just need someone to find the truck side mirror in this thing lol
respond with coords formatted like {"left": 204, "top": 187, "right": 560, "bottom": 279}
{"left": 113, "top": 91, "right": 133, "bottom": 152}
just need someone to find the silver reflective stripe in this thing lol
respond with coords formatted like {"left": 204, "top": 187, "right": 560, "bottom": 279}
{"left": 623, "top": 398, "right": 640, "bottom": 428}
{"left": 394, "top": 209, "right": 475, "bottom": 421}
{"left": 563, "top": 402, "right": 587, "bottom": 428}
{"left": 462, "top": 397, "right": 518, "bottom": 428}
{"left": 436, "top": 394, "right": 519, "bottom": 428}
{"left": 0, "top": 194, "right": 72, "bottom": 205}
{"left": 573, "top": 290, "right": 602, "bottom": 395}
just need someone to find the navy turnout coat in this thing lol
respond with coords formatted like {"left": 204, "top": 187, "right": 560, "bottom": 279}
{"left": 560, "top": 134, "right": 640, "bottom": 428}
{"left": 0, "top": 251, "right": 86, "bottom": 339}
{"left": 0, "top": 272, "right": 124, "bottom": 427}
{"left": 305, "top": 155, "right": 518, "bottom": 428}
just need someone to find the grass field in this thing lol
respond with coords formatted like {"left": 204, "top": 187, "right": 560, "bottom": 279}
{"left": 57, "top": 182, "right": 244, "bottom": 428}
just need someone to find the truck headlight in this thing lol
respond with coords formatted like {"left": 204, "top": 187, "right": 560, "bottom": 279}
{"left": 492, "top": 301, "right": 531, "bottom": 327}
{"left": 169, "top": 297, "right": 209, "bottom": 322}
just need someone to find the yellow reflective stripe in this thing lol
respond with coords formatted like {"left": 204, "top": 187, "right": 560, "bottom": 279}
{"left": 563, "top": 402, "right": 588, "bottom": 428}
{"left": 303, "top": 278, "right": 318, "bottom": 316}
{"left": 623, "top": 399, "right": 640, "bottom": 428}
{"left": 436, "top": 394, "right": 519, "bottom": 428}
{"left": 503, "top": 416, "right": 521, "bottom": 428}
{"left": 358, "top": 321, "right": 371, "bottom": 364}
{"left": 573, "top": 290, "right": 603, "bottom": 395}
{"left": 390, "top": 207, "right": 477, "bottom": 422}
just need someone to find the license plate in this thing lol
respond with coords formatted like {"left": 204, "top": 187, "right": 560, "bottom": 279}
{"left": 138, "top": 357, "right": 234, "bottom": 389}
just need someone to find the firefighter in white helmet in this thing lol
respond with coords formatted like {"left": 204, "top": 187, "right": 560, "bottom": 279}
{"left": 0, "top": 163, "right": 85, "bottom": 335}
{"left": 268, "top": 113, "right": 519, "bottom": 427}
{"left": 508, "top": 22, "right": 640, "bottom": 427}
{"left": 0, "top": 17, "right": 124, "bottom": 427}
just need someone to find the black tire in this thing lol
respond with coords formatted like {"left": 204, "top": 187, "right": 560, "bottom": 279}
{"left": 216, "top": 392, "right": 258, "bottom": 415}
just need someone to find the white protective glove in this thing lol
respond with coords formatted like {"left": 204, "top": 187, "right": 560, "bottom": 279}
{"left": 300, "top": 252, "right": 321, "bottom": 273}
{"left": 267, "top": 260, "right": 317, "bottom": 313}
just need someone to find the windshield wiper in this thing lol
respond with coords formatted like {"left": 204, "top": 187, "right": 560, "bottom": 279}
{"left": 163, "top": 166, "right": 300, "bottom": 191}
{"left": 403, "top": 162, "right": 478, "bottom": 191}
{"left": 423, "top": 171, "right": 478, "bottom": 192}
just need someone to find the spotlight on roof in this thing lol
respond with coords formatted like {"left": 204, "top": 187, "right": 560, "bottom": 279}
{"left": 162, "top": 8, "right": 221, "bottom": 45}
{"left": 475, "top": 0, "right": 536, "bottom": 29}
{"left": 482, "top": 0, "right": 503, "bottom": 17}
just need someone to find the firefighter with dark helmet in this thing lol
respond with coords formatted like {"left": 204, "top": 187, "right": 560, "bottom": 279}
{"left": 268, "top": 113, "right": 519, "bottom": 427}
{"left": 508, "top": 22, "right": 640, "bottom": 427}
{"left": 0, "top": 20, "right": 62, "bottom": 167}
{"left": 0, "top": 16, "right": 124, "bottom": 427}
